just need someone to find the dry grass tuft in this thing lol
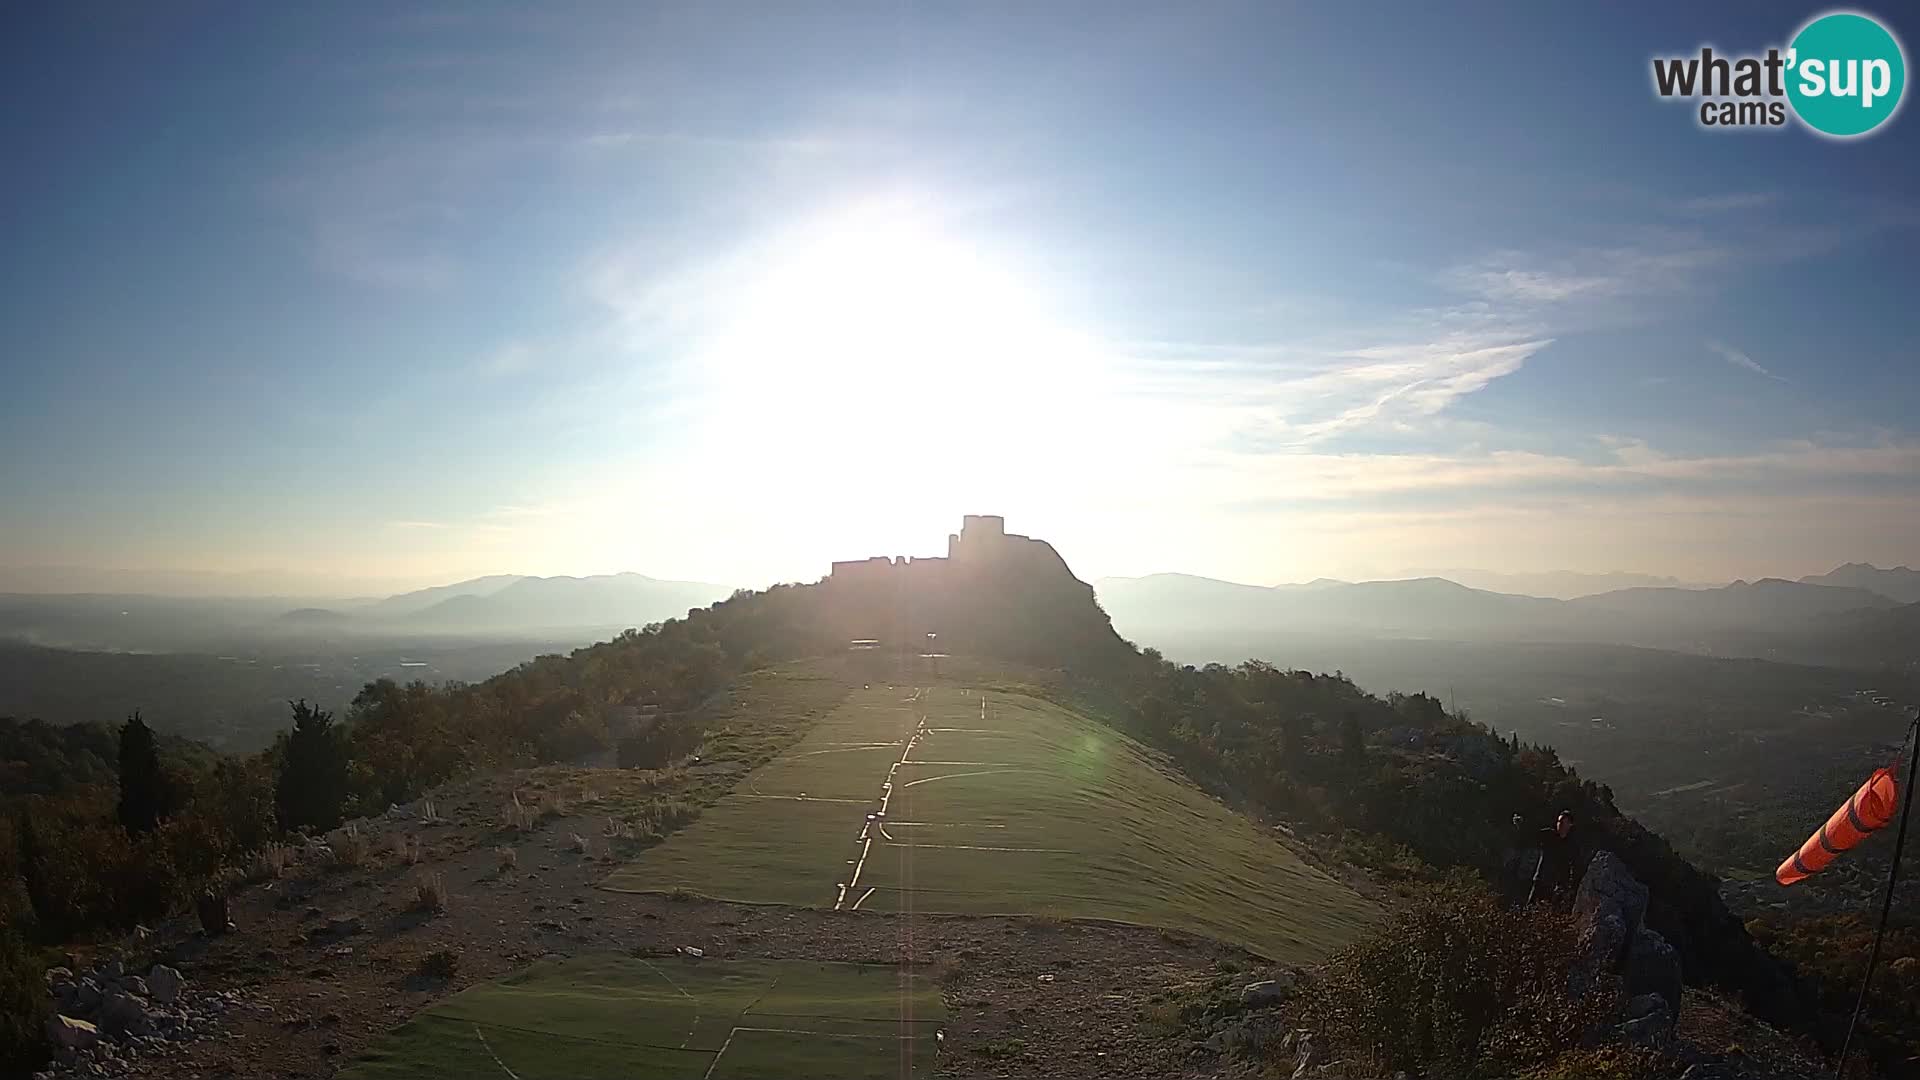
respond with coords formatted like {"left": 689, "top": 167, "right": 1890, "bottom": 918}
{"left": 500, "top": 793, "right": 537, "bottom": 832}
{"left": 330, "top": 824, "right": 372, "bottom": 870}
{"left": 247, "top": 843, "right": 292, "bottom": 883}
{"left": 413, "top": 871, "right": 450, "bottom": 914}
{"left": 393, "top": 833, "right": 423, "bottom": 865}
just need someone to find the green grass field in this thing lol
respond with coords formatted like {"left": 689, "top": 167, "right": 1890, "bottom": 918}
{"left": 605, "top": 684, "right": 1377, "bottom": 961}
{"left": 338, "top": 957, "right": 944, "bottom": 1080}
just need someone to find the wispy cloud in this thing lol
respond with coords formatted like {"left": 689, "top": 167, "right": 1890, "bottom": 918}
{"left": 1447, "top": 238, "right": 1731, "bottom": 309}
{"left": 1678, "top": 191, "right": 1781, "bottom": 214}
{"left": 1708, "top": 340, "right": 1787, "bottom": 382}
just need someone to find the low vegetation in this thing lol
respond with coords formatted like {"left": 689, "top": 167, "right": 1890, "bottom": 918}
{"left": 411, "top": 871, "right": 449, "bottom": 914}
{"left": 1305, "top": 880, "right": 1622, "bottom": 1076}
{"left": 1748, "top": 912, "right": 1920, "bottom": 1073}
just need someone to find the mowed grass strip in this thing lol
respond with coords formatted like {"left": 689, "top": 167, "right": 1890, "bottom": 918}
{"left": 605, "top": 684, "right": 924, "bottom": 904}
{"left": 607, "top": 684, "right": 1378, "bottom": 961}
{"left": 338, "top": 957, "right": 944, "bottom": 1080}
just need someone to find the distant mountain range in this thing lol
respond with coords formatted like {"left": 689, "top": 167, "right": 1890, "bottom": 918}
{"left": 356, "top": 574, "right": 528, "bottom": 617}
{"left": 282, "top": 573, "right": 734, "bottom": 635}
{"left": 1799, "top": 563, "right": 1920, "bottom": 605}
{"left": 1391, "top": 568, "right": 1702, "bottom": 600}
{"left": 1095, "top": 566, "right": 1917, "bottom": 669}
{"left": 0, "top": 573, "right": 734, "bottom": 652}
{"left": 4, "top": 560, "right": 1913, "bottom": 668}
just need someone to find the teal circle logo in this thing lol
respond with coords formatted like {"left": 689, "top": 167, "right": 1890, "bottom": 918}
{"left": 1787, "top": 12, "right": 1906, "bottom": 137}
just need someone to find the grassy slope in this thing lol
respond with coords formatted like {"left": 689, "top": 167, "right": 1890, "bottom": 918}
{"left": 338, "top": 957, "right": 944, "bottom": 1080}
{"left": 606, "top": 683, "right": 1378, "bottom": 962}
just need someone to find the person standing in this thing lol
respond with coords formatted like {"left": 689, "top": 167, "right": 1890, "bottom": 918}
{"left": 1528, "top": 809, "right": 1577, "bottom": 906}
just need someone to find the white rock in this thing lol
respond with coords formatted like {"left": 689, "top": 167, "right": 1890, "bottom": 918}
{"left": 46, "top": 1014, "right": 101, "bottom": 1051}
{"left": 1242, "top": 979, "right": 1287, "bottom": 1006}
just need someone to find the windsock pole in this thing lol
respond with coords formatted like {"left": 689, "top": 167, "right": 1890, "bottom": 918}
{"left": 1836, "top": 707, "right": 1920, "bottom": 1080}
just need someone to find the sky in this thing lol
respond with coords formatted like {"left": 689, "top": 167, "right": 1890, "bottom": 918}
{"left": 3, "top": 2, "right": 1919, "bottom": 595}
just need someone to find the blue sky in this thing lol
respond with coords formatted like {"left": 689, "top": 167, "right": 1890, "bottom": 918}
{"left": 3, "top": 2, "right": 1917, "bottom": 593}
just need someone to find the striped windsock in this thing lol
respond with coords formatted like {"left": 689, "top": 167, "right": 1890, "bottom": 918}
{"left": 1777, "top": 768, "right": 1899, "bottom": 886}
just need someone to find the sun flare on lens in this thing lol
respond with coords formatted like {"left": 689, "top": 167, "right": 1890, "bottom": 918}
{"left": 684, "top": 198, "right": 1109, "bottom": 529}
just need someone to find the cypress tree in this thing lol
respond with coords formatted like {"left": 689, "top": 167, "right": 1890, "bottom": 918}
{"left": 116, "top": 710, "right": 170, "bottom": 835}
{"left": 275, "top": 700, "right": 348, "bottom": 833}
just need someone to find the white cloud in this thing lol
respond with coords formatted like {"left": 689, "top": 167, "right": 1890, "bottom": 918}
{"left": 1447, "top": 238, "right": 1732, "bottom": 309}
{"left": 1707, "top": 340, "right": 1787, "bottom": 382}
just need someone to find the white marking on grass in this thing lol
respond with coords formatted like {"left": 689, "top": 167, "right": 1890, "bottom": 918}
{"left": 900, "top": 768, "right": 1038, "bottom": 789}
{"left": 731, "top": 1025, "right": 913, "bottom": 1038}
{"left": 794, "top": 744, "right": 907, "bottom": 757}
{"left": 702, "top": 1029, "right": 739, "bottom": 1080}
{"left": 836, "top": 694, "right": 930, "bottom": 909}
{"left": 882, "top": 841, "right": 1073, "bottom": 853}
{"left": 472, "top": 1025, "right": 521, "bottom": 1079}
{"left": 852, "top": 886, "right": 877, "bottom": 909}
{"left": 639, "top": 958, "right": 700, "bottom": 1048}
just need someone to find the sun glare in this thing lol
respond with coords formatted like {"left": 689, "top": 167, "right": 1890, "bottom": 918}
{"left": 686, "top": 199, "right": 1106, "bottom": 500}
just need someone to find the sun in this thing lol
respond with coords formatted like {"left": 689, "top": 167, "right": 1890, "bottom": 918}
{"left": 686, "top": 197, "right": 1106, "bottom": 504}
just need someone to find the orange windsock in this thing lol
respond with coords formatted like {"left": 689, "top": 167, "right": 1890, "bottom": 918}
{"left": 1777, "top": 768, "right": 1900, "bottom": 886}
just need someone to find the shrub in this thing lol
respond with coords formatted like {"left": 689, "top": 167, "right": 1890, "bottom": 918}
{"left": 499, "top": 794, "right": 536, "bottom": 833}
{"left": 0, "top": 930, "right": 49, "bottom": 1077}
{"left": 392, "top": 833, "right": 422, "bottom": 865}
{"left": 329, "top": 824, "right": 371, "bottom": 870}
{"left": 1305, "top": 880, "right": 1619, "bottom": 1076}
{"left": 617, "top": 719, "right": 701, "bottom": 770}
{"left": 569, "top": 833, "right": 590, "bottom": 855}
{"left": 416, "top": 948, "right": 460, "bottom": 981}
{"left": 1518, "top": 1046, "right": 1673, "bottom": 1080}
{"left": 246, "top": 842, "right": 291, "bottom": 883}
{"left": 412, "top": 871, "right": 449, "bottom": 914}
{"left": 538, "top": 711, "right": 611, "bottom": 763}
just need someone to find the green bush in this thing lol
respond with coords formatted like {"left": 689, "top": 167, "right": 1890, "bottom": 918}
{"left": 0, "top": 930, "right": 48, "bottom": 1076}
{"left": 616, "top": 719, "right": 701, "bottom": 770}
{"left": 1306, "top": 881, "right": 1620, "bottom": 1076}
{"left": 1518, "top": 1046, "right": 1672, "bottom": 1080}
{"left": 540, "top": 711, "right": 612, "bottom": 763}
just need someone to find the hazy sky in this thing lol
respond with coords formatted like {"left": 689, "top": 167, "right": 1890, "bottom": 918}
{"left": 4, "top": 3, "right": 1918, "bottom": 594}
